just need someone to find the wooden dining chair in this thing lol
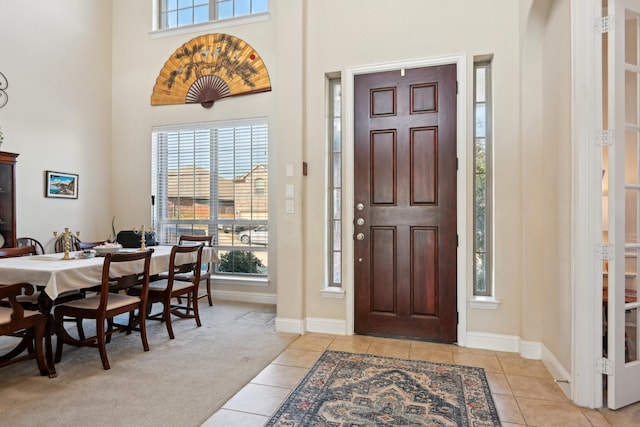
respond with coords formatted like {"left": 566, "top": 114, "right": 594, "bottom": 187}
{"left": 0, "top": 246, "right": 43, "bottom": 311}
{"left": 129, "top": 244, "right": 203, "bottom": 339}
{"left": 0, "top": 283, "right": 55, "bottom": 377}
{"left": 54, "top": 234, "right": 81, "bottom": 253}
{"left": 0, "top": 245, "right": 37, "bottom": 259}
{"left": 16, "top": 237, "right": 46, "bottom": 255}
{"left": 53, "top": 249, "right": 153, "bottom": 370}
{"left": 178, "top": 234, "right": 214, "bottom": 306}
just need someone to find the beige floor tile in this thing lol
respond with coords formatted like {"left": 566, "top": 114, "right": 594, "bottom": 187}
{"left": 408, "top": 348, "right": 454, "bottom": 364}
{"left": 492, "top": 394, "right": 526, "bottom": 424}
{"left": 500, "top": 423, "right": 527, "bottom": 427}
{"left": 453, "top": 352, "right": 503, "bottom": 373}
{"left": 200, "top": 409, "right": 268, "bottom": 427}
{"left": 410, "top": 340, "right": 456, "bottom": 353}
{"left": 599, "top": 402, "right": 640, "bottom": 427}
{"left": 517, "top": 397, "right": 593, "bottom": 427}
{"left": 250, "top": 364, "right": 309, "bottom": 389}
{"left": 332, "top": 334, "right": 374, "bottom": 343}
{"left": 499, "top": 357, "right": 552, "bottom": 378}
{"left": 369, "top": 336, "right": 412, "bottom": 349}
{"left": 271, "top": 348, "right": 323, "bottom": 368}
{"left": 367, "top": 342, "right": 411, "bottom": 359}
{"left": 328, "top": 339, "right": 371, "bottom": 353}
{"left": 302, "top": 332, "right": 338, "bottom": 339}
{"left": 485, "top": 372, "right": 513, "bottom": 395}
{"left": 506, "top": 374, "right": 568, "bottom": 401}
{"left": 288, "top": 334, "right": 334, "bottom": 351}
{"left": 581, "top": 408, "right": 612, "bottom": 427}
{"left": 495, "top": 350, "right": 522, "bottom": 359}
{"left": 452, "top": 346, "right": 499, "bottom": 356}
{"left": 222, "top": 383, "right": 292, "bottom": 416}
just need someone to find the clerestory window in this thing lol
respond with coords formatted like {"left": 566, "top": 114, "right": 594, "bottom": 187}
{"left": 158, "top": 0, "right": 269, "bottom": 30}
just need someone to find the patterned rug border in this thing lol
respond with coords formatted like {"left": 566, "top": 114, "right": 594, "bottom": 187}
{"left": 266, "top": 350, "right": 501, "bottom": 426}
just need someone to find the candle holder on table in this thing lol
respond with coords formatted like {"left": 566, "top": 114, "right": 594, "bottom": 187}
{"left": 53, "top": 228, "right": 79, "bottom": 260}
{"left": 133, "top": 226, "right": 153, "bottom": 251}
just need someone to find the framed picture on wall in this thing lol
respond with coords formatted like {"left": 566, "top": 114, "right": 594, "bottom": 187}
{"left": 45, "top": 170, "right": 78, "bottom": 199}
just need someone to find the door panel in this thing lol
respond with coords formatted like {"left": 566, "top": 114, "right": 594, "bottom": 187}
{"left": 606, "top": 0, "right": 640, "bottom": 410}
{"left": 354, "top": 64, "right": 457, "bottom": 342}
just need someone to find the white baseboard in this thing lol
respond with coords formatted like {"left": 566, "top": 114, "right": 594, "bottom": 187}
{"left": 212, "top": 289, "right": 276, "bottom": 305}
{"left": 541, "top": 343, "right": 572, "bottom": 398}
{"left": 463, "top": 332, "right": 544, "bottom": 359}
{"left": 465, "top": 331, "right": 521, "bottom": 353}
{"left": 305, "top": 317, "right": 348, "bottom": 335}
{"left": 520, "top": 340, "right": 543, "bottom": 359}
{"left": 275, "top": 317, "right": 305, "bottom": 334}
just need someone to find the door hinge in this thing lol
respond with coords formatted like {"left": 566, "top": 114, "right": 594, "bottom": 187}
{"left": 597, "top": 357, "right": 614, "bottom": 375}
{"left": 596, "top": 15, "right": 614, "bottom": 34}
{"left": 456, "top": 157, "right": 459, "bottom": 170}
{"left": 596, "top": 243, "right": 614, "bottom": 261}
{"left": 456, "top": 312, "right": 459, "bottom": 324}
{"left": 595, "top": 130, "right": 615, "bottom": 147}
{"left": 456, "top": 81, "right": 458, "bottom": 95}
{"left": 456, "top": 234, "right": 459, "bottom": 247}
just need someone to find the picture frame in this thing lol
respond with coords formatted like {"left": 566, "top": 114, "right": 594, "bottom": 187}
{"left": 45, "top": 170, "right": 78, "bottom": 199}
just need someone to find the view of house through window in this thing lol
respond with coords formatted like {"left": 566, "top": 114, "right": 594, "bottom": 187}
{"left": 474, "top": 61, "right": 492, "bottom": 296}
{"left": 159, "top": 0, "right": 269, "bottom": 29}
{"left": 152, "top": 119, "right": 268, "bottom": 276}
{"left": 328, "top": 78, "right": 342, "bottom": 287}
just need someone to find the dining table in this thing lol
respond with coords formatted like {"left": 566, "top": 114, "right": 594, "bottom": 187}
{"left": 0, "top": 245, "right": 219, "bottom": 310}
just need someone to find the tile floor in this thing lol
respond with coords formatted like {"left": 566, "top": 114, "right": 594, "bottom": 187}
{"left": 202, "top": 333, "right": 639, "bottom": 426}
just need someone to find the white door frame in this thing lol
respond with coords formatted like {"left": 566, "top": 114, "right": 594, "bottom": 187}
{"left": 571, "top": 0, "right": 604, "bottom": 408}
{"left": 343, "top": 54, "right": 468, "bottom": 345}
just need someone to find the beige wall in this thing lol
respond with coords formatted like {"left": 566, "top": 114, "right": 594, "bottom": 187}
{"left": 1, "top": 0, "right": 573, "bottom": 370}
{"left": 0, "top": 0, "right": 113, "bottom": 252}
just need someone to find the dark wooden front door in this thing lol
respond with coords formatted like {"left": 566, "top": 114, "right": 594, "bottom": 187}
{"left": 354, "top": 64, "right": 457, "bottom": 342}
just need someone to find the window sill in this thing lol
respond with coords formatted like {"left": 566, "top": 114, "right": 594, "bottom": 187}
{"left": 149, "top": 12, "right": 270, "bottom": 39}
{"left": 320, "top": 288, "right": 345, "bottom": 299}
{"left": 469, "top": 296, "right": 501, "bottom": 310}
{"left": 211, "top": 274, "right": 269, "bottom": 287}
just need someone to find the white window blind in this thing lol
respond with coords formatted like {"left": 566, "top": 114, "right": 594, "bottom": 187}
{"left": 152, "top": 119, "right": 268, "bottom": 275}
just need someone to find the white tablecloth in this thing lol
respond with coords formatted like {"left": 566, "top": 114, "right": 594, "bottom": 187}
{"left": 0, "top": 245, "right": 219, "bottom": 300}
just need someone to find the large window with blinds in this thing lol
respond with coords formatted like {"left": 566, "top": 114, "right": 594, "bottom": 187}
{"left": 152, "top": 119, "right": 268, "bottom": 276}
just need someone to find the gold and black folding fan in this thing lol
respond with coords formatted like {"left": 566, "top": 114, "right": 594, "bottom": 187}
{"left": 151, "top": 33, "right": 271, "bottom": 108}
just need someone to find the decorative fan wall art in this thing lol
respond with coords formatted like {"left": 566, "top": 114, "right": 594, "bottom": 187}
{"left": 151, "top": 33, "right": 271, "bottom": 108}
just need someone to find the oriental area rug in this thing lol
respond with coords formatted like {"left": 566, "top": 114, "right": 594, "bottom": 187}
{"left": 265, "top": 350, "right": 501, "bottom": 426}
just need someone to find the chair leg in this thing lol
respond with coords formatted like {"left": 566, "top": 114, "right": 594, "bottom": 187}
{"left": 96, "top": 319, "right": 110, "bottom": 370}
{"left": 138, "top": 310, "right": 150, "bottom": 352}
{"left": 192, "top": 288, "right": 202, "bottom": 328}
{"left": 164, "top": 300, "right": 175, "bottom": 339}
{"left": 105, "top": 318, "right": 114, "bottom": 343}
{"left": 206, "top": 278, "right": 213, "bottom": 306}
{"left": 76, "top": 318, "right": 86, "bottom": 340}
{"left": 33, "top": 319, "right": 49, "bottom": 376}
{"left": 44, "top": 318, "right": 57, "bottom": 378}
{"left": 54, "top": 313, "right": 66, "bottom": 363}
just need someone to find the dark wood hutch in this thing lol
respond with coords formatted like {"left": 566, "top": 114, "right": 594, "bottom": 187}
{"left": 0, "top": 151, "right": 18, "bottom": 248}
